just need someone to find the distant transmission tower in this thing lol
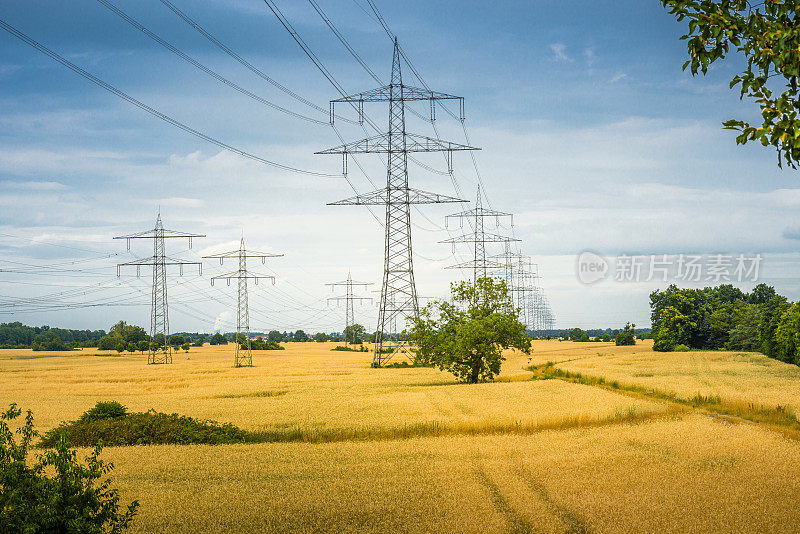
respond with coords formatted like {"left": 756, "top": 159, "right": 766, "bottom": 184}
{"left": 204, "top": 238, "right": 282, "bottom": 367}
{"left": 115, "top": 213, "right": 205, "bottom": 364}
{"left": 326, "top": 273, "right": 373, "bottom": 346}
{"left": 318, "top": 39, "right": 477, "bottom": 366}
{"left": 491, "top": 250, "right": 556, "bottom": 334}
{"left": 443, "top": 186, "right": 518, "bottom": 283}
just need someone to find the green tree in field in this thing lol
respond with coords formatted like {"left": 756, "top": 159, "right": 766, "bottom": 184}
{"left": 97, "top": 336, "right": 115, "bottom": 352}
{"left": 137, "top": 340, "right": 149, "bottom": 354}
{"left": 314, "top": 332, "right": 328, "bottom": 342}
{"left": 209, "top": 333, "right": 227, "bottom": 346}
{"left": 267, "top": 330, "right": 283, "bottom": 343}
{"left": 292, "top": 330, "right": 308, "bottom": 342}
{"left": 565, "top": 328, "right": 590, "bottom": 342}
{"left": 0, "top": 404, "right": 139, "bottom": 532}
{"left": 109, "top": 321, "right": 148, "bottom": 345}
{"left": 343, "top": 324, "right": 366, "bottom": 345}
{"left": 660, "top": 0, "right": 800, "bottom": 167}
{"left": 410, "top": 277, "right": 531, "bottom": 384}
{"left": 776, "top": 303, "right": 800, "bottom": 364}
{"left": 615, "top": 323, "right": 636, "bottom": 346}
{"left": 180, "top": 343, "right": 190, "bottom": 353}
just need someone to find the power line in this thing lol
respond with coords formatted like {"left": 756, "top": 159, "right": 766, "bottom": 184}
{"left": 158, "top": 0, "right": 349, "bottom": 121}
{"left": 96, "top": 0, "right": 329, "bottom": 125}
{"left": 0, "top": 17, "right": 337, "bottom": 177}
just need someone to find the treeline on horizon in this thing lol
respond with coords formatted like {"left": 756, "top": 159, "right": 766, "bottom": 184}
{"left": 557, "top": 326, "right": 652, "bottom": 343}
{"left": 0, "top": 321, "right": 381, "bottom": 352}
{"left": 650, "top": 283, "right": 800, "bottom": 366}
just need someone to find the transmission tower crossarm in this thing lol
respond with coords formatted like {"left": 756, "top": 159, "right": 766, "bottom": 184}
{"left": 326, "top": 280, "right": 373, "bottom": 287}
{"left": 210, "top": 270, "right": 274, "bottom": 283}
{"left": 440, "top": 232, "right": 521, "bottom": 244}
{"left": 117, "top": 256, "right": 202, "bottom": 266}
{"left": 316, "top": 132, "right": 479, "bottom": 154}
{"left": 331, "top": 84, "right": 462, "bottom": 103}
{"left": 446, "top": 207, "right": 513, "bottom": 220}
{"left": 203, "top": 250, "right": 283, "bottom": 259}
{"left": 328, "top": 295, "right": 373, "bottom": 303}
{"left": 329, "top": 187, "right": 467, "bottom": 206}
{"left": 445, "top": 259, "right": 506, "bottom": 270}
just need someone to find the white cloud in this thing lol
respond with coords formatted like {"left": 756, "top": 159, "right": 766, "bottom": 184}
{"left": 549, "top": 43, "right": 572, "bottom": 62}
{"left": 213, "top": 311, "right": 233, "bottom": 332}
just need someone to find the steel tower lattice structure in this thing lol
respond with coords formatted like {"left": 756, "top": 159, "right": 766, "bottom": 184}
{"left": 115, "top": 213, "right": 205, "bottom": 364}
{"left": 317, "top": 39, "right": 477, "bottom": 367}
{"left": 326, "top": 272, "right": 373, "bottom": 346}
{"left": 204, "top": 238, "right": 282, "bottom": 367}
{"left": 443, "top": 186, "right": 518, "bottom": 283}
{"left": 491, "top": 249, "right": 556, "bottom": 334}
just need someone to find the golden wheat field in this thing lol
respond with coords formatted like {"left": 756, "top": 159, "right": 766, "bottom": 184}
{"left": 3, "top": 340, "right": 800, "bottom": 532}
{"left": 539, "top": 340, "right": 800, "bottom": 414}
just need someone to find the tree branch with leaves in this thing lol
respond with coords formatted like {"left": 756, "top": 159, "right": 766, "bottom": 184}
{"left": 662, "top": 0, "right": 800, "bottom": 167}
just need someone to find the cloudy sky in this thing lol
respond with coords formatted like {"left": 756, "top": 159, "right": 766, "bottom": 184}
{"left": 0, "top": 0, "right": 797, "bottom": 334}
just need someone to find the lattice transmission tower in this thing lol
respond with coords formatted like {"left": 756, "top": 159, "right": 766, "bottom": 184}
{"left": 443, "top": 186, "right": 519, "bottom": 283}
{"left": 491, "top": 250, "right": 556, "bottom": 334}
{"left": 317, "top": 39, "right": 478, "bottom": 367}
{"left": 115, "top": 213, "right": 205, "bottom": 364}
{"left": 204, "top": 238, "right": 282, "bottom": 367}
{"left": 326, "top": 272, "right": 372, "bottom": 346}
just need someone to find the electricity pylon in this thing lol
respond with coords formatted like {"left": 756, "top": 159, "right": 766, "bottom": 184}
{"left": 115, "top": 213, "right": 205, "bottom": 364}
{"left": 442, "top": 186, "right": 518, "bottom": 283}
{"left": 326, "top": 273, "right": 372, "bottom": 346}
{"left": 317, "top": 39, "right": 477, "bottom": 367}
{"left": 491, "top": 250, "right": 555, "bottom": 333}
{"left": 204, "top": 238, "right": 282, "bottom": 367}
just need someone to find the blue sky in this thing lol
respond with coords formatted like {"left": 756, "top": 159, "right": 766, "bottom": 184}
{"left": 0, "top": 0, "right": 797, "bottom": 333}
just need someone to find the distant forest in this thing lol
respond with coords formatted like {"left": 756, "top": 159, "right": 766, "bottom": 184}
{"left": 0, "top": 322, "right": 106, "bottom": 351}
{"left": 0, "top": 321, "right": 365, "bottom": 352}
{"left": 650, "top": 283, "right": 800, "bottom": 366}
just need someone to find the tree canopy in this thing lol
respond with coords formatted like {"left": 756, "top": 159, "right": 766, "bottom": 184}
{"left": 615, "top": 323, "right": 637, "bottom": 346}
{"left": 343, "top": 324, "right": 366, "bottom": 345}
{"left": 410, "top": 277, "right": 531, "bottom": 383}
{"left": 661, "top": 0, "right": 800, "bottom": 167}
{"left": 650, "top": 283, "right": 800, "bottom": 366}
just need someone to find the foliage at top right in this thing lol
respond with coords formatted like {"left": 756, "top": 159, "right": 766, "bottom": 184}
{"left": 661, "top": 0, "right": 800, "bottom": 168}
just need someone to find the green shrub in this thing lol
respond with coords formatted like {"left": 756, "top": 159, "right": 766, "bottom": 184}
{"left": 41, "top": 409, "right": 254, "bottom": 447}
{"left": 245, "top": 338, "right": 285, "bottom": 351}
{"left": 79, "top": 401, "right": 128, "bottom": 423}
{"left": 331, "top": 345, "right": 368, "bottom": 352}
{"left": 0, "top": 404, "right": 138, "bottom": 532}
{"left": 383, "top": 360, "right": 433, "bottom": 368}
{"left": 673, "top": 344, "right": 691, "bottom": 352}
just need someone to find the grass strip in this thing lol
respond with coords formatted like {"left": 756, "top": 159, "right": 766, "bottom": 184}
{"left": 39, "top": 405, "right": 674, "bottom": 448}
{"left": 529, "top": 362, "right": 800, "bottom": 439}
